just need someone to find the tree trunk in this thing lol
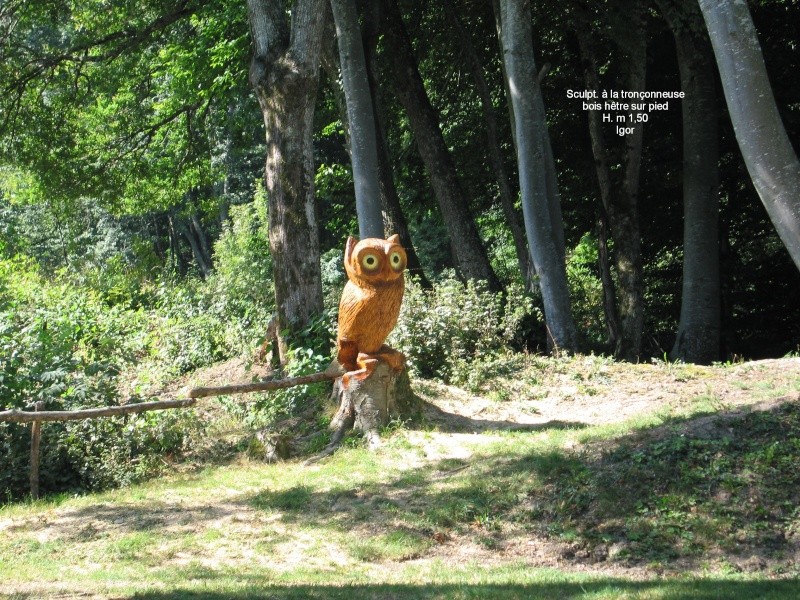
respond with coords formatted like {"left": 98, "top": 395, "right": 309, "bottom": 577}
{"left": 498, "top": 0, "right": 577, "bottom": 352}
{"left": 247, "top": 0, "right": 326, "bottom": 363}
{"left": 380, "top": 0, "right": 501, "bottom": 291}
{"left": 611, "top": 8, "right": 647, "bottom": 362}
{"left": 361, "top": 1, "right": 431, "bottom": 287}
{"left": 323, "top": 362, "right": 418, "bottom": 453}
{"left": 575, "top": 28, "right": 622, "bottom": 351}
{"left": 660, "top": 0, "right": 721, "bottom": 364}
{"left": 177, "top": 215, "right": 212, "bottom": 278}
{"left": 443, "top": 0, "right": 535, "bottom": 292}
{"left": 330, "top": 0, "right": 384, "bottom": 238}
{"left": 698, "top": 0, "right": 800, "bottom": 271}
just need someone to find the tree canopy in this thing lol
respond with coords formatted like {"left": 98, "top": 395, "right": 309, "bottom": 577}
{"left": 1, "top": 0, "right": 799, "bottom": 359}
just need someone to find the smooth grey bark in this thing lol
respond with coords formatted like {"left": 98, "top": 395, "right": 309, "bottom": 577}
{"left": 444, "top": 0, "right": 535, "bottom": 293}
{"left": 330, "top": 0, "right": 383, "bottom": 238}
{"left": 361, "top": 2, "right": 432, "bottom": 287}
{"left": 499, "top": 0, "right": 577, "bottom": 352}
{"left": 698, "top": 0, "right": 800, "bottom": 271}
{"left": 660, "top": 0, "right": 721, "bottom": 364}
{"left": 380, "top": 0, "right": 501, "bottom": 291}
{"left": 617, "top": 17, "right": 647, "bottom": 362}
{"left": 247, "top": 0, "right": 326, "bottom": 362}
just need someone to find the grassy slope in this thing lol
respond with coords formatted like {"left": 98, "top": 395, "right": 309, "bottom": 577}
{"left": 1, "top": 356, "right": 800, "bottom": 599}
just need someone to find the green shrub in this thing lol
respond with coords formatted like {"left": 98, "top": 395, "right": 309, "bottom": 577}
{"left": 243, "top": 311, "right": 336, "bottom": 428}
{"left": 389, "top": 272, "right": 537, "bottom": 383}
{"left": 0, "top": 258, "right": 203, "bottom": 501}
{"left": 566, "top": 233, "right": 607, "bottom": 350}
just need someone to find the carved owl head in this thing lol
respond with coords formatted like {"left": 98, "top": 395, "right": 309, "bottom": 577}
{"left": 344, "top": 233, "right": 407, "bottom": 285}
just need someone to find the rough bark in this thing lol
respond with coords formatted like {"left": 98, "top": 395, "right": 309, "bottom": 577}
{"left": 698, "top": 0, "right": 800, "bottom": 271}
{"left": 330, "top": 0, "right": 384, "bottom": 238}
{"left": 575, "top": 29, "right": 623, "bottom": 352}
{"left": 660, "top": 0, "right": 721, "bottom": 364}
{"left": 247, "top": 0, "right": 326, "bottom": 362}
{"left": 324, "top": 362, "right": 418, "bottom": 453}
{"left": 443, "top": 0, "right": 535, "bottom": 292}
{"left": 498, "top": 0, "right": 577, "bottom": 352}
{"left": 380, "top": 0, "right": 501, "bottom": 291}
{"left": 609, "top": 6, "right": 647, "bottom": 361}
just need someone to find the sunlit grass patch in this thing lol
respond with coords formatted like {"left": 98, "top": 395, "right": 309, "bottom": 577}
{"left": 347, "top": 530, "right": 434, "bottom": 562}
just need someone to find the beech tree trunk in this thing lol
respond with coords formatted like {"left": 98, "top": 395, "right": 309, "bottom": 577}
{"left": 327, "top": 362, "right": 416, "bottom": 450}
{"left": 380, "top": 0, "right": 501, "bottom": 291}
{"left": 330, "top": 0, "right": 384, "bottom": 238}
{"left": 575, "top": 29, "right": 622, "bottom": 351}
{"left": 362, "top": 2, "right": 431, "bottom": 287}
{"left": 247, "top": 0, "right": 326, "bottom": 362}
{"left": 498, "top": 0, "right": 577, "bottom": 352}
{"left": 444, "top": 0, "right": 535, "bottom": 293}
{"left": 698, "top": 0, "right": 800, "bottom": 271}
{"left": 660, "top": 0, "right": 721, "bottom": 364}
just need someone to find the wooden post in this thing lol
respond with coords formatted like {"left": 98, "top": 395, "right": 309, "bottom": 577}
{"left": 29, "top": 401, "right": 44, "bottom": 500}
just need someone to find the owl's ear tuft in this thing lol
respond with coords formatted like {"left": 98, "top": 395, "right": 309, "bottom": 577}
{"left": 345, "top": 236, "right": 358, "bottom": 264}
{"left": 387, "top": 233, "right": 401, "bottom": 245}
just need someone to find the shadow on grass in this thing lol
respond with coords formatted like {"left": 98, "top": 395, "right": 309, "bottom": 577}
{"left": 420, "top": 400, "right": 588, "bottom": 433}
{"left": 249, "top": 398, "right": 800, "bottom": 571}
{"left": 117, "top": 578, "right": 800, "bottom": 599}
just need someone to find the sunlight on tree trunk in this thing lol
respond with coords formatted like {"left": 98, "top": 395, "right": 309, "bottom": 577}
{"left": 247, "top": 0, "right": 326, "bottom": 362}
{"left": 699, "top": 0, "right": 800, "bottom": 271}
{"left": 498, "top": 0, "right": 577, "bottom": 352}
{"left": 660, "top": 0, "right": 721, "bottom": 364}
{"left": 330, "top": 0, "right": 383, "bottom": 239}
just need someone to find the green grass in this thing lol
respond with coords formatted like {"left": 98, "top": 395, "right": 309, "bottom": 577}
{"left": 2, "top": 360, "right": 800, "bottom": 598}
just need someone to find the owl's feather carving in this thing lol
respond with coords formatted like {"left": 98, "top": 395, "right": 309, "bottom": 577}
{"left": 336, "top": 234, "right": 406, "bottom": 384}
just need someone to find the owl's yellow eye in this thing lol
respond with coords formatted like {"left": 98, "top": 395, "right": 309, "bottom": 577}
{"left": 389, "top": 251, "right": 404, "bottom": 271}
{"left": 361, "top": 253, "right": 380, "bottom": 270}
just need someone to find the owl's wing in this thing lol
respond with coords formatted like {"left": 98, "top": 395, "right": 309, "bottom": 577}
{"left": 337, "top": 283, "right": 365, "bottom": 340}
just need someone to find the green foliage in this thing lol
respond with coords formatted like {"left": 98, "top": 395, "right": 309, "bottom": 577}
{"left": 244, "top": 312, "right": 336, "bottom": 428}
{"left": 389, "top": 272, "right": 538, "bottom": 383}
{"left": 0, "top": 0, "right": 255, "bottom": 216}
{"left": 0, "top": 236, "right": 277, "bottom": 501}
{"left": 566, "top": 233, "right": 607, "bottom": 350}
{"left": 0, "top": 258, "right": 201, "bottom": 501}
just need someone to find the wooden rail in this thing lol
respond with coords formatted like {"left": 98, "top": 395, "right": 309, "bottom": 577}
{"left": 0, "top": 398, "right": 198, "bottom": 423}
{"left": 0, "top": 371, "right": 339, "bottom": 499}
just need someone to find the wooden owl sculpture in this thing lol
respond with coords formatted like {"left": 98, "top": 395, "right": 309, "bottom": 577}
{"left": 336, "top": 234, "right": 407, "bottom": 386}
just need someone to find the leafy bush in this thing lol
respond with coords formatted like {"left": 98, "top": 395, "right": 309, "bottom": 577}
{"left": 242, "top": 311, "right": 336, "bottom": 429}
{"left": 389, "top": 272, "right": 537, "bottom": 383}
{"left": 0, "top": 258, "right": 216, "bottom": 502}
{"left": 566, "top": 233, "right": 607, "bottom": 350}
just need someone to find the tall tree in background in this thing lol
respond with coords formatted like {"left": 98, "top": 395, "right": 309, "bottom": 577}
{"left": 498, "top": 0, "right": 577, "bottom": 352}
{"left": 443, "top": 0, "right": 535, "bottom": 294}
{"left": 361, "top": 2, "right": 431, "bottom": 286}
{"left": 698, "top": 0, "right": 800, "bottom": 272}
{"left": 380, "top": 0, "right": 501, "bottom": 291}
{"left": 247, "top": 0, "right": 327, "bottom": 361}
{"left": 609, "top": 3, "right": 647, "bottom": 362}
{"left": 659, "top": 0, "right": 721, "bottom": 364}
{"left": 575, "top": 3, "right": 648, "bottom": 360}
{"left": 330, "top": 0, "right": 383, "bottom": 238}
{"left": 574, "top": 25, "right": 623, "bottom": 352}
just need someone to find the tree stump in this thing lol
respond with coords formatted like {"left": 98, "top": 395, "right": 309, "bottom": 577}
{"left": 308, "top": 358, "right": 419, "bottom": 462}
